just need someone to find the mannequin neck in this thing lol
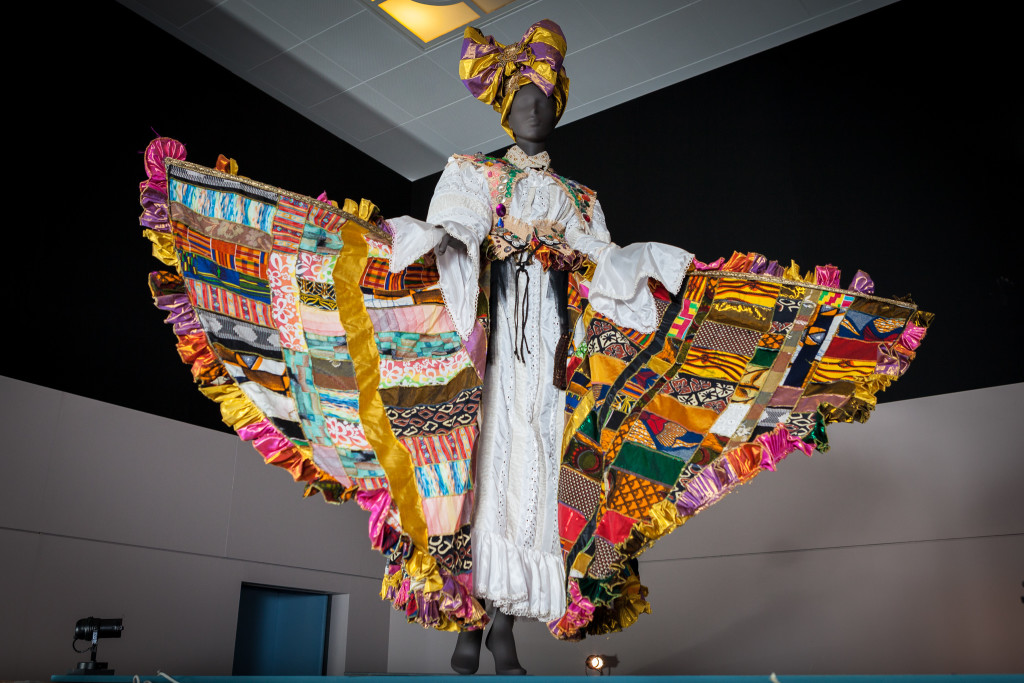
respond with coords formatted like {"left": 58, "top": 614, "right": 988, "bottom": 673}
{"left": 513, "top": 138, "right": 546, "bottom": 157}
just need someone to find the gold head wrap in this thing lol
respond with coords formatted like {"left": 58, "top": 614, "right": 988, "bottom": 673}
{"left": 459, "top": 19, "right": 570, "bottom": 140}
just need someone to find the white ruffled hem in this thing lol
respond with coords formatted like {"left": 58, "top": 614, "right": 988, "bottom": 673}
{"left": 472, "top": 529, "right": 567, "bottom": 622}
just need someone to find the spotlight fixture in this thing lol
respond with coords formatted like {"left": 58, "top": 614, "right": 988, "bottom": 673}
{"left": 585, "top": 653, "right": 619, "bottom": 675}
{"left": 69, "top": 617, "right": 124, "bottom": 675}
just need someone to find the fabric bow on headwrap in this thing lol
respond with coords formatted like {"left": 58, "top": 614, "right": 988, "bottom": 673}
{"left": 459, "top": 19, "right": 570, "bottom": 140}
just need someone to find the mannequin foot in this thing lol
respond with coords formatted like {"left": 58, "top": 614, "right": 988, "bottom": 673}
{"left": 451, "top": 628, "right": 483, "bottom": 675}
{"left": 485, "top": 610, "right": 526, "bottom": 675}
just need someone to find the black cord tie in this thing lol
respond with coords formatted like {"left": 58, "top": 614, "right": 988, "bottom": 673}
{"left": 513, "top": 250, "right": 533, "bottom": 361}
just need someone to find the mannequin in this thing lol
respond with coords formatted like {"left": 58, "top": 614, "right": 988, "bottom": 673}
{"left": 446, "top": 83, "right": 557, "bottom": 676}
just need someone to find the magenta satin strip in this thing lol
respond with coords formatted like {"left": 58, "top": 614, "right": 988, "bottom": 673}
{"left": 900, "top": 322, "right": 926, "bottom": 350}
{"left": 815, "top": 264, "right": 841, "bottom": 287}
{"left": 757, "top": 424, "right": 813, "bottom": 471}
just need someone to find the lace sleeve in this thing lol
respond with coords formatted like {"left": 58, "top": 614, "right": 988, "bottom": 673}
{"left": 426, "top": 157, "right": 492, "bottom": 244}
{"left": 388, "top": 157, "right": 491, "bottom": 341}
{"left": 566, "top": 198, "right": 611, "bottom": 261}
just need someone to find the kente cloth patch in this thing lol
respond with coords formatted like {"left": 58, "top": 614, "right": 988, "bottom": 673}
{"left": 402, "top": 425, "right": 476, "bottom": 467}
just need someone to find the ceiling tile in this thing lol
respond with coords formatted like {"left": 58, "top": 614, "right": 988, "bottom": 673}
{"left": 120, "top": 0, "right": 218, "bottom": 28}
{"left": 564, "top": 39, "right": 642, "bottom": 107}
{"left": 249, "top": 44, "right": 356, "bottom": 108}
{"left": 309, "top": 84, "right": 413, "bottom": 141}
{"left": 478, "top": 0, "right": 612, "bottom": 52}
{"left": 423, "top": 33, "right": 468, "bottom": 74}
{"left": 798, "top": 0, "right": 869, "bottom": 15}
{"left": 700, "top": 0, "right": 810, "bottom": 47}
{"left": 242, "top": 0, "right": 364, "bottom": 40}
{"left": 580, "top": 0, "right": 698, "bottom": 34}
{"left": 366, "top": 56, "right": 469, "bottom": 117}
{"left": 360, "top": 120, "right": 453, "bottom": 180}
{"left": 419, "top": 96, "right": 506, "bottom": 154}
{"left": 307, "top": 10, "right": 421, "bottom": 82}
{"left": 614, "top": 3, "right": 728, "bottom": 80}
{"left": 182, "top": 0, "right": 301, "bottom": 70}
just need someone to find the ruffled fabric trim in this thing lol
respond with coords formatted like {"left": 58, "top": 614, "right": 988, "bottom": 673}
{"left": 472, "top": 529, "right": 567, "bottom": 622}
{"left": 356, "top": 488, "right": 488, "bottom": 631}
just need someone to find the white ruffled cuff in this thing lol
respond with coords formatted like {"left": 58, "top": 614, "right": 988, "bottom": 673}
{"left": 387, "top": 215, "right": 480, "bottom": 341}
{"left": 587, "top": 242, "right": 693, "bottom": 334}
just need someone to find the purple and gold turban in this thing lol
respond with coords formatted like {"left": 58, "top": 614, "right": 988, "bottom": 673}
{"left": 459, "top": 19, "right": 569, "bottom": 140}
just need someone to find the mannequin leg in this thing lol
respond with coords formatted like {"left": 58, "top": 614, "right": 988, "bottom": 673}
{"left": 485, "top": 610, "right": 526, "bottom": 675}
{"left": 451, "top": 628, "right": 484, "bottom": 675}
{"left": 450, "top": 599, "right": 485, "bottom": 675}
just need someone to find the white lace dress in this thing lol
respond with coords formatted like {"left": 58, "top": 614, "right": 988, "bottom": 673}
{"left": 389, "top": 147, "right": 692, "bottom": 621}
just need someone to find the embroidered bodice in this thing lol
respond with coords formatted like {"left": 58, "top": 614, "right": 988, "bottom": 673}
{"left": 429, "top": 146, "right": 608, "bottom": 270}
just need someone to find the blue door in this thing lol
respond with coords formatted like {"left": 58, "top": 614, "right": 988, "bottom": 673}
{"left": 232, "top": 584, "right": 329, "bottom": 675}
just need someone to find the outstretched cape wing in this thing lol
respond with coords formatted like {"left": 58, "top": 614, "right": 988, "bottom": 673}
{"left": 550, "top": 255, "right": 930, "bottom": 639}
{"left": 141, "top": 139, "right": 488, "bottom": 632}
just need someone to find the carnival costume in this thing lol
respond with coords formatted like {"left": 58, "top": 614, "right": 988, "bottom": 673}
{"left": 137, "top": 20, "right": 929, "bottom": 640}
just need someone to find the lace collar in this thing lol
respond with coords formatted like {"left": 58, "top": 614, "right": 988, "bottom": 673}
{"left": 505, "top": 145, "right": 551, "bottom": 172}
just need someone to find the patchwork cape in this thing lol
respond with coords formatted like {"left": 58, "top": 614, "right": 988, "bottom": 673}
{"left": 138, "top": 138, "right": 930, "bottom": 640}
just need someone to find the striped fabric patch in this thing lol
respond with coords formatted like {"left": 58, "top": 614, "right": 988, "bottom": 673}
{"left": 273, "top": 197, "right": 308, "bottom": 255}
{"left": 174, "top": 222, "right": 268, "bottom": 278}
{"left": 169, "top": 178, "right": 276, "bottom": 233}
{"left": 414, "top": 460, "right": 472, "bottom": 498}
{"left": 402, "top": 425, "right": 477, "bottom": 467}
{"left": 180, "top": 252, "right": 270, "bottom": 303}
{"left": 681, "top": 347, "right": 749, "bottom": 383}
{"left": 361, "top": 257, "right": 441, "bottom": 291}
{"left": 186, "top": 279, "right": 272, "bottom": 325}
{"left": 713, "top": 278, "right": 780, "bottom": 308}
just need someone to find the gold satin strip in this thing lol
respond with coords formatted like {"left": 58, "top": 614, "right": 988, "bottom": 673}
{"left": 143, "top": 229, "right": 178, "bottom": 267}
{"left": 562, "top": 390, "right": 596, "bottom": 456}
{"left": 333, "top": 220, "right": 435, "bottom": 576}
{"left": 198, "top": 383, "right": 265, "bottom": 429}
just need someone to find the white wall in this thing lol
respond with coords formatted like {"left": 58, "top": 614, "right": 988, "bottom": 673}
{"left": 4, "top": 375, "right": 1022, "bottom": 678}
{"left": 0, "top": 376, "right": 391, "bottom": 680}
{"left": 385, "top": 383, "right": 1024, "bottom": 675}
